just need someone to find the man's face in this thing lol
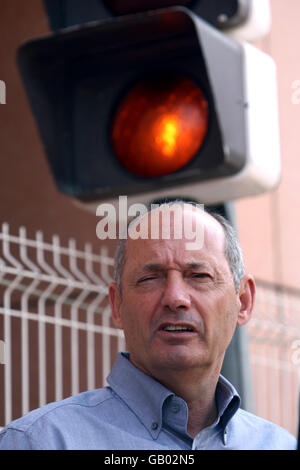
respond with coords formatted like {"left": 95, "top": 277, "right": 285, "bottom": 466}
{"left": 109, "top": 207, "right": 253, "bottom": 378}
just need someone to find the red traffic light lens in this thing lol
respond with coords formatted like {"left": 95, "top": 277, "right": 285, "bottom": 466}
{"left": 111, "top": 76, "right": 209, "bottom": 178}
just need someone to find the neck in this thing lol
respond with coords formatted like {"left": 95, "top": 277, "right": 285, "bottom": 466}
{"left": 186, "top": 390, "right": 218, "bottom": 438}
{"left": 150, "top": 364, "right": 221, "bottom": 438}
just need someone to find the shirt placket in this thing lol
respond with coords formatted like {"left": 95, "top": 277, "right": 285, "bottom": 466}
{"left": 192, "top": 424, "right": 222, "bottom": 450}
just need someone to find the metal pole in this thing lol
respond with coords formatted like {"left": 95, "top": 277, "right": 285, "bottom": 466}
{"left": 210, "top": 201, "right": 254, "bottom": 413}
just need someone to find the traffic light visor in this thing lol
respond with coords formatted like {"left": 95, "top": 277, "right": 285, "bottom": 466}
{"left": 104, "top": 1, "right": 193, "bottom": 15}
{"left": 112, "top": 76, "right": 209, "bottom": 177}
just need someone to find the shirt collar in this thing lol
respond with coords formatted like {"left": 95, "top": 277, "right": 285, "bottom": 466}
{"left": 107, "top": 353, "right": 240, "bottom": 440}
{"left": 107, "top": 352, "right": 173, "bottom": 439}
{"left": 215, "top": 374, "right": 241, "bottom": 444}
{"left": 216, "top": 374, "right": 240, "bottom": 426}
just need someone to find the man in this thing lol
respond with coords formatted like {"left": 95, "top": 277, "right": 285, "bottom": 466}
{"left": 0, "top": 202, "right": 297, "bottom": 449}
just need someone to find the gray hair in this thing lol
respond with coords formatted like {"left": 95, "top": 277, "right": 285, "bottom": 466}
{"left": 208, "top": 211, "right": 245, "bottom": 292}
{"left": 114, "top": 202, "right": 245, "bottom": 294}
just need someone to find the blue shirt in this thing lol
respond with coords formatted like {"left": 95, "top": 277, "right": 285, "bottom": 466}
{"left": 0, "top": 353, "right": 296, "bottom": 450}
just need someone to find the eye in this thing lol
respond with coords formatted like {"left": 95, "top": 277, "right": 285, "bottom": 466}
{"left": 137, "top": 275, "right": 158, "bottom": 284}
{"left": 192, "top": 273, "right": 212, "bottom": 280}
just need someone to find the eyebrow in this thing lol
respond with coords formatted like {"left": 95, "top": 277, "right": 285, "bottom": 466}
{"left": 139, "top": 262, "right": 212, "bottom": 273}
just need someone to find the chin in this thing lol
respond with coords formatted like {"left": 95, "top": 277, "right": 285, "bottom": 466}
{"left": 153, "top": 349, "right": 211, "bottom": 371}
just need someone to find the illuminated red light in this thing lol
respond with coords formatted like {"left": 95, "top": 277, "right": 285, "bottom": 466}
{"left": 111, "top": 76, "right": 209, "bottom": 178}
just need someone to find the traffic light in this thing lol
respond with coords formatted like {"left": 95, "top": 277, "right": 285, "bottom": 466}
{"left": 17, "top": 3, "right": 280, "bottom": 210}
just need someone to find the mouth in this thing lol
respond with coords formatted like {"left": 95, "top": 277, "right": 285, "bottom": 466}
{"left": 158, "top": 322, "right": 197, "bottom": 335}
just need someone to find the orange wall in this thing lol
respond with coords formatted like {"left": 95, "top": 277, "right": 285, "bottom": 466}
{"left": 236, "top": 0, "right": 300, "bottom": 290}
{"left": 0, "top": 0, "right": 111, "bottom": 254}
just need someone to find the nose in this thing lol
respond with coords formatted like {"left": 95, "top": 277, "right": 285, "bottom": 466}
{"left": 162, "top": 271, "right": 191, "bottom": 312}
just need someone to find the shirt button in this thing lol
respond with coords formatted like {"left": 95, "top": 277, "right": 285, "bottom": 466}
{"left": 151, "top": 422, "right": 159, "bottom": 430}
{"left": 171, "top": 404, "right": 180, "bottom": 413}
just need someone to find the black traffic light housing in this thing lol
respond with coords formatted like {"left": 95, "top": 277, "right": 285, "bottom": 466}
{"left": 18, "top": 5, "right": 280, "bottom": 208}
{"left": 44, "top": 0, "right": 250, "bottom": 31}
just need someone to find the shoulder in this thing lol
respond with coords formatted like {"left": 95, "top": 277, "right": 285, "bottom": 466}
{"left": 4, "top": 387, "right": 113, "bottom": 432}
{"left": 0, "top": 387, "right": 114, "bottom": 449}
{"left": 229, "top": 408, "right": 297, "bottom": 450}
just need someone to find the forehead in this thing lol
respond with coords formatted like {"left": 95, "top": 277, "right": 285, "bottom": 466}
{"left": 125, "top": 206, "right": 226, "bottom": 267}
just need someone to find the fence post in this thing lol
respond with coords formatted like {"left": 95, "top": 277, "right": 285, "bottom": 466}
{"left": 0, "top": 340, "right": 5, "bottom": 365}
{"left": 0, "top": 80, "right": 6, "bottom": 104}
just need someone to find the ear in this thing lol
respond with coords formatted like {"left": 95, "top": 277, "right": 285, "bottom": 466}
{"left": 109, "top": 282, "right": 123, "bottom": 329}
{"left": 237, "top": 275, "right": 256, "bottom": 326}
